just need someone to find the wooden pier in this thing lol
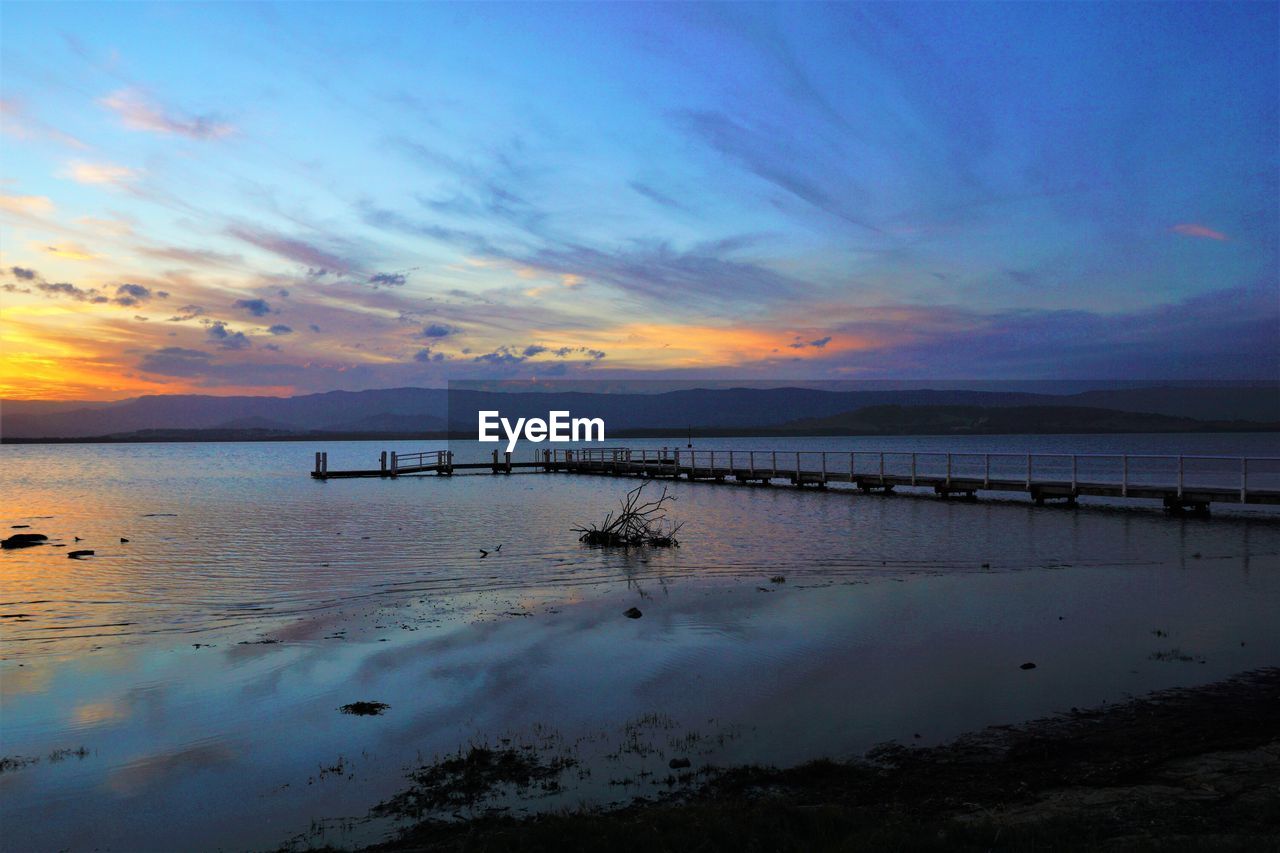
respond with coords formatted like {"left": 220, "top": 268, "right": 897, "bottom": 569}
{"left": 313, "top": 447, "right": 1280, "bottom": 514}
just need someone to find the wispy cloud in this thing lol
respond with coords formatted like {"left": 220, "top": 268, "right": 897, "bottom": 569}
{"left": 62, "top": 161, "right": 137, "bottom": 187}
{"left": 36, "top": 281, "right": 108, "bottom": 303}
{"left": 1170, "top": 223, "right": 1229, "bottom": 241}
{"left": 673, "top": 110, "right": 880, "bottom": 232}
{"left": 100, "top": 88, "right": 234, "bottom": 140}
{"left": 512, "top": 238, "right": 802, "bottom": 305}
{"left": 226, "top": 226, "right": 355, "bottom": 274}
{"left": 788, "top": 336, "right": 832, "bottom": 349}
{"left": 0, "top": 193, "right": 54, "bottom": 218}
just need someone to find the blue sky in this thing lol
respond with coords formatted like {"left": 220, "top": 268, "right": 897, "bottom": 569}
{"left": 1, "top": 1, "right": 1275, "bottom": 398}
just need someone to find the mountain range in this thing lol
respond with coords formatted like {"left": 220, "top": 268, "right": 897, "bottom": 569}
{"left": 2, "top": 385, "right": 1277, "bottom": 441}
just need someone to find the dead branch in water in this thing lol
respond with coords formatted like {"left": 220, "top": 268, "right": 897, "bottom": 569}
{"left": 573, "top": 481, "right": 683, "bottom": 547}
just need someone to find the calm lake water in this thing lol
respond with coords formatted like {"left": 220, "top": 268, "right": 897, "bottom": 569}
{"left": 2, "top": 434, "right": 1278, "bottom": 851}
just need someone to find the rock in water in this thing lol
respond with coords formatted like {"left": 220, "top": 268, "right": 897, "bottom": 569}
{"left": 1020, "top": 662, "right": 1037, "bottom": 670}
{"left": 2, "top": 533, "right": 48, "bottom": 549}
{"left": 624, "top": 607, "right": 643, "bottom": 619}
{"left": 67, "top": 550, "right": 95, "bottom": 559}
{"left": 668, "top": 757, "right": 691, "bottom": 769}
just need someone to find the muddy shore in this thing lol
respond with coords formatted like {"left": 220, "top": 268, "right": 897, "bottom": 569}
{"left": 318, "top": 668, "right": 1280, "bottom": 852}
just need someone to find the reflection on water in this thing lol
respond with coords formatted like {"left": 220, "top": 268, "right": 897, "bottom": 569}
{"left": 1, "top": 438, "right": 1278, "bottom": 852}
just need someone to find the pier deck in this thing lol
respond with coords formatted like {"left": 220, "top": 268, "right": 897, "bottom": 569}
{"left": 312, "top": 447, "right": 1280, "bottom": 514}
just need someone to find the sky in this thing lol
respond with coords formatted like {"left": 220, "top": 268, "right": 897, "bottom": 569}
{"left": 0, "top": 1, "right": 1276, "bottom": 400}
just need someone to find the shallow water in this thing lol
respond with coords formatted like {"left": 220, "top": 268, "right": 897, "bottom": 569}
{"left": 1, "top": 436, "right": 1278, "bottom": 851}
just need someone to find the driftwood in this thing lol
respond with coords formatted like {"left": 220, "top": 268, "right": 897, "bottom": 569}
{"left": 573, "top": 482, "right": 683, "bottom": 547}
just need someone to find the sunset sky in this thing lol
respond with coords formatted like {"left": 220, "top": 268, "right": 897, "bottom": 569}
{"left": 1, "top": 2, "right": 1276, "bottom": 400}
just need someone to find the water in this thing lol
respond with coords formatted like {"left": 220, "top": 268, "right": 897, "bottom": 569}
{"left": 1, "top": 435, "right": 1278, "bottom": 851}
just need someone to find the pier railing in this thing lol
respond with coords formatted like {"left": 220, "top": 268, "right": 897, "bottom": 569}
{"left": 543, "top": 448, "right": 1280, "bottom": 501}
{"left": 316, "top": 446, "right": 1280, "bottom": 508}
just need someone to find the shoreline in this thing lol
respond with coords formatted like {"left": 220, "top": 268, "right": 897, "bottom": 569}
{"left": 5, "top": 423, "right": 1280, "bottom": 445}
{"left": 323, "top": 669, "right": 1280, "bottom": 852}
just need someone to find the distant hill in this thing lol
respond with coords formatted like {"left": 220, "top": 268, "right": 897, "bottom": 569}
{"left": 3, "top": 384, "right": 1276, "bottom": 441}
{"left": 777, "top": 404, "right": 1277, "bottom": 436}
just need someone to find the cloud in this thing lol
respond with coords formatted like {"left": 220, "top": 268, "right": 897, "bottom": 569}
{"left": 232, "top": 298, "right": 272, "bottom": 316}
{"left": 788, "top": 336, "right": 832, "bottom": 349}
{"left": 267, "top": 324, "right": 293, "bottom": 335}
{"left": 62, "top": 161, "right": 137, "bottom": 186}
{"left": 9, "top": 266, "right": 36, "bottom": 280}
{"left": 358, "top": 203, "right": 493, "bottom": 253}
{"left": 113, "top": 282, "right": 164, "bottom": 306}
{"left": 138, "top": 347, "right": 213, "bottom": 376}
{"left": 1170, "top": 223, "right": 1229, "bottom": 241}
{"left": 44, "top": 243, "right": 95, "bottom": 261}
{"left": 574, "top": 347, "right": 607, "bottom": 360}
{"left": 167, "top": 305, "right": 204, "bottom": 322}
{"left": 0, "top": 96, "right": 88, "bottom": 149}
{"left": 36, "top": 281, "right": 108, "bottom": 303}
{"left": 629, "top": 181, "right": 691, "bottom": 212}
{"left": 421, "top": 323, "right": 457, "bottom": 338}
{"left": 512, "top": 239, "right": 801, "bottom": 304}
{"left": 206, "top": 321, "right": 251, "bottom": 350}
{"left": 100, "top": 88, "right": 234, "bottom": 140}
{"left": 672, "top": 109, "right": 879, "bottom": 232}
{"left": 369, "top": 272, "right": 407, "bottom": 287}
{"left": 413, "top": 347, "right": 446, "bottom": 363}
{"left": 473, "top": 346, "right": 527, "bottom": 365}
{"left": 226, "top": 226, "right": 354, "bottom": 273}
{"left": 522, "top": 344, "right": 547, "bottom": 357}
{"left": 138, "top": 246, "right": 244, "bottom": 267}
{"left": 0, "top": 193, "right": 55, "bottom": 217}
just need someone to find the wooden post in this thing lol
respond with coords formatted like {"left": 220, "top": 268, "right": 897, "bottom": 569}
{"left": 380, "top": 450, "right": 387, "bottom": 473}
{"left": 911, "top": 453, "right": 917, "bottom": 486}
{"left": 1122, "top": 455, "right": 1128, "bottom": 496}
{"left": 1178, "top": 455, "right": 1184, "bottom": 498}
{"left": 946, "top": 453, "right": 951, "bottom": 485}
{"left": 749, "top": 450, "right": 755, "bottom": 478}
{"left": 983, "top": 454, "right": 990, "bottom": 488}
{"left": 1241, "top": 458, "right": 1248, "bottom": 503}
{"left": 795, "top": 453, "right": 801, "bottom": 483}
{"left": 1071, "top": 455, "right": 1077, "bottom": 491}
{"left": 1026, "top": 454, "right": 1031, "bottom": 488}
{"left": 821, "top": 452, "right": 827, "bottom": 483}
{"left": 879, "top": 451, "right": 885, "bottom": 485}
{"left": 315, "top": 452, "right": 322, "bottom": 475}
{"left": 849, "top": 452, "right": 855, "bottom": 482}
{"left": 505, "top": 451, "right": 512, "bottom": 474}
{"left": 772, "top": 450, "right": 777, "bottom": 477}
{"left": 729, "top": 450, "right": 734, "bottom": 474}
{"left": 390, "top": 451, "right": 397, "bottom": 478}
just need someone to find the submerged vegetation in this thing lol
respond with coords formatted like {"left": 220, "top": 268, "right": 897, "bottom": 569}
{"left": 347, "top": 669, "right": 1280, "bottom": 852}
{"left": 573, "top": 482, "right": 683, "bottom": 548}
{"left": 374, "top": 746, "right": 579, "bottom": 817}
